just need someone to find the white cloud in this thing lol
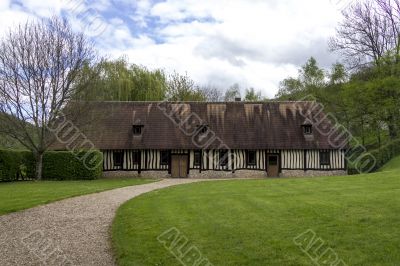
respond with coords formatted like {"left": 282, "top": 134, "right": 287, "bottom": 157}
{"left": 0, "top": 0, "right": 346, "bottom": 98}
{"left": 0, "top": 0, "right": 10, "bottom": 10}
{"left": 150, "top": 0, "right": 214, "bottom": 22}
{"left": 107, "top": 0, "right": 343, "bottom": 97}
{"left": 0, "top": 4, "right": 33, "bottom": 37}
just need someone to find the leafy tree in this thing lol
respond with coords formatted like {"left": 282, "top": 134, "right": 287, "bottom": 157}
{"left": 300, "top": 57, "right": 325, "bottom": 88}
{"left": 224, "top": 83, "right": 241, "bottom": 101}
{"left": 276, "top": 77, "right": 304, "bottom": 100}
{"left": 166, "top": 72, "right": 206, "bottom": 101}
{"left": 244, "top": 88, "right": 265, "bottom": 101}
{"left": 275, "top": 57, "right": 325, "bottom": 100}
{"left": 76, "top": 58, "right": 168, "bottom": 101}
{"left": 275, "top": 54, "right": 400, "bottom": 149}
{"left": 329, "top": 63, "right": 348, "bottom": 84}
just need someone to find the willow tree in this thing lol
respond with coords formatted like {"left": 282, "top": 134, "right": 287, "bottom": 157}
{"left": 0, "top": 17, "right": 97, "bottom": 180}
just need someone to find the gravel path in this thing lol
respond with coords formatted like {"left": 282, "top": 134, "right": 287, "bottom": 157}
{"left": 0, "top": 178, "right": 206, "bottom": 266}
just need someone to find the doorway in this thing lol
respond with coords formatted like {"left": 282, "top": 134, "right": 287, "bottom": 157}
{"left": 171, "top": 154, "right": 189, "bottom": 178}
{"left": 267, "top": 154, "right": 279, "bottom": 177}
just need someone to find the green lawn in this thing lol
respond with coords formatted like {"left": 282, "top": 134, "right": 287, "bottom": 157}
{"left": 112, "top": 171, "right": 400, "bottom": 265}
{"left": 0, "top": 178, "right": 157, "bottom": 215}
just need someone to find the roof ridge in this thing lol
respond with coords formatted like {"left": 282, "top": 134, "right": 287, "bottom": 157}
{"left": 80, "top": 100, "right": 316, "bottom": 104}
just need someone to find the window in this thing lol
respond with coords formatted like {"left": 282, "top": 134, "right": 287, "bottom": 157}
{"left": 219, "top": 150, "right": 228, "bottom": 166}
{"left": 197, "top": 125, "right": 208, "bottom": 134}
{"left": 133, "top": 125, "right": 143, "bottom": 135}
{"left": 132, "top": 151, "right": 140, "bottom": 164}
{"left": 194, "top": 150, "right": 201, "bottom": 166}
{"left": 320, "top": 151, "right": 330, "bottom": 165}
{"left": 246, "top": 150, "right": 256, "bottom": 166}
{"left": 113, "top": 151, "right": 123, "bottom": 167}
{"left": 302, "top": 125, "right": 312, "bottom": 135}
{"left": 268, "top": 155, "right": 278, "bottom": 166}
{"left": 161, "top": 150, "right": 170, "bottom": 165}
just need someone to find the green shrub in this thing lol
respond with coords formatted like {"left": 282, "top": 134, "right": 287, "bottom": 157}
{"left": 42, "top": 150, "right": 103, "bottom": 180}
{"left": 0, "top": 150, "right": 102, "bottom": 181}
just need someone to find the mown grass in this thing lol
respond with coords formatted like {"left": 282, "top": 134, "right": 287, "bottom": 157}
{"left": 112, "top": 170, "right": 400, "bottom": 265}
{"left": 0, "top": 178, "right": 157, "bottom": 215}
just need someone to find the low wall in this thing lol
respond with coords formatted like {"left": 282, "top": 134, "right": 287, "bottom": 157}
{"left": 103, "top": 169, "right": 347, "bottom": 179}
{"left": 280, "top": 170, "right": 347, "bottom": 177}
{"left": 187, "top": 170, "right": 267, "bottom": 179}
{"left": 102, "top": 171, "right": 169, "bottom": 179}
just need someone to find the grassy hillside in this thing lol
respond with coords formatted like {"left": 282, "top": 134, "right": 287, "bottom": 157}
{"left": 379, "top": 155, "right": 400, "bottom": 172}
{"left": 0, "top": 133, "right": 25, "bottom": 149}
{"left": 113, "top": 170, "right": 400, "bottom": 266}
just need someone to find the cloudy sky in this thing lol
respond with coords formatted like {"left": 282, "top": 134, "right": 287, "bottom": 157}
{"left": 0, "top": 0, "right": 351, "bottom": 97}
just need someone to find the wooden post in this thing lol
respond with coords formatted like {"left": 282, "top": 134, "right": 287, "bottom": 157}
{"left": 138, "top": 150, "right": 142, "bottom": 174}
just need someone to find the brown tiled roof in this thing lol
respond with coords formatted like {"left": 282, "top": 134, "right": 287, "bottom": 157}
{"left": 51, "top": 101, "right": 347, "bottom": 150}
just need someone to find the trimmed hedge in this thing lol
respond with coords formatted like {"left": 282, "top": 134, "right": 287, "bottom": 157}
{"left": 348, "top": 138, "right": 400, "bottom": 174}
{"left": 0, "top": 150, "right": 35, "bottom": 181}
{"left": 42, "top": 150, "right": 103, "bottom": 180}
{"left": 0, "top": 150, "right": 103, "bottom": 181}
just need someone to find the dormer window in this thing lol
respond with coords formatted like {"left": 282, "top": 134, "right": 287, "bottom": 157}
{"left": 133, "top": 125, "right": 143, "bottom": 135}
{"left": 197, "top": 125, "right": 208, "bottom": 135}
{"left": 302, "top": 125, "right": 312, "bottom": 135}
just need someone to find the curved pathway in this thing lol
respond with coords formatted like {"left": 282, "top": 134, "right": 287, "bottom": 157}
{"left": 0, "top": 178, "right": 206, "bottom": 266}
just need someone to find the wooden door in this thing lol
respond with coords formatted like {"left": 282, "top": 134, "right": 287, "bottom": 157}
{"left": 171, "top": 155, "right": 188, "bottom": 178}
{"left": 171, "top": 155, "right": 180, "bottom": 178}
{"left": 179, "top": 155, "right": 188, "bottom": 178}
{"left": 267, "top": 154, "right": 279, "bottom": 177}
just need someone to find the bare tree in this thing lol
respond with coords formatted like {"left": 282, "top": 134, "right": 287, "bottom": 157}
{"left": 198, "top": 85, "right": 224, "bottom": 102}
{"left": 330, "top": 0, "right": 400, "bottom": 68}
{"left": 0, "top": 16, "right": 97, "bottom": 180}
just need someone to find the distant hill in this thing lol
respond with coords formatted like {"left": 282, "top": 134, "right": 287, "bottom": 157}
{"left": 0, "top": 112, "right": 34, "bottom": 150}
{"left": 0, "top": 134, "right": 25, "bottom": 149}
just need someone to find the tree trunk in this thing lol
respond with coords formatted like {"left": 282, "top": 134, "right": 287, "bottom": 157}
{"left": 35, "top": 152, "right": 43, "bottom": 180}
{"left": 378, "top": 129, "right": 381, "bottom": 150}
{"left": 388, "top": 123, "right": 397, "bottom": 140}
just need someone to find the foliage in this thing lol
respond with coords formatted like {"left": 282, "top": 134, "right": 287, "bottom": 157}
{"left": 224, "top": 83, "right": 241, "bottom": 101}
{"left": 0, "top": 150, "right": 35, "bottom": 181}
{"left": 76, "top": 58, "right": 168, "bottom": 101}
{"left": 276, "top": 57, "right": 326, "bottom": 100}
{"left": 244, "top": 87, "right": 267, "bottom": 101}
{"left": 0, "top": 178, "right": 157, "bottom": 215}
{"left": 42, "top": 150, "right": 103, "bottom": 180}
{"left": 0, "top": 150, "right": 103, "bottom": 181}
{"left": 113, "top": 173, "right": 400, "bottom": 265}
{"left": 276, "top": 54, "right": 400, "bottom": 156}
{"left": 166, "top": 72, "right": 206, "bottom": 101}
{"left": 369, "top": 138, "right": 400, "bottom": 171}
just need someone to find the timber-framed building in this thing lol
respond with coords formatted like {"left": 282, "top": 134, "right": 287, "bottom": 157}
{"left": 55, "top": 101, "right": 348, "bottom": 178}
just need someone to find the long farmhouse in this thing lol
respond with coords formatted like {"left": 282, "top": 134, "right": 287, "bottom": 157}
{"left": 56, "top": 101, "right": 348, "bottom": 178}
